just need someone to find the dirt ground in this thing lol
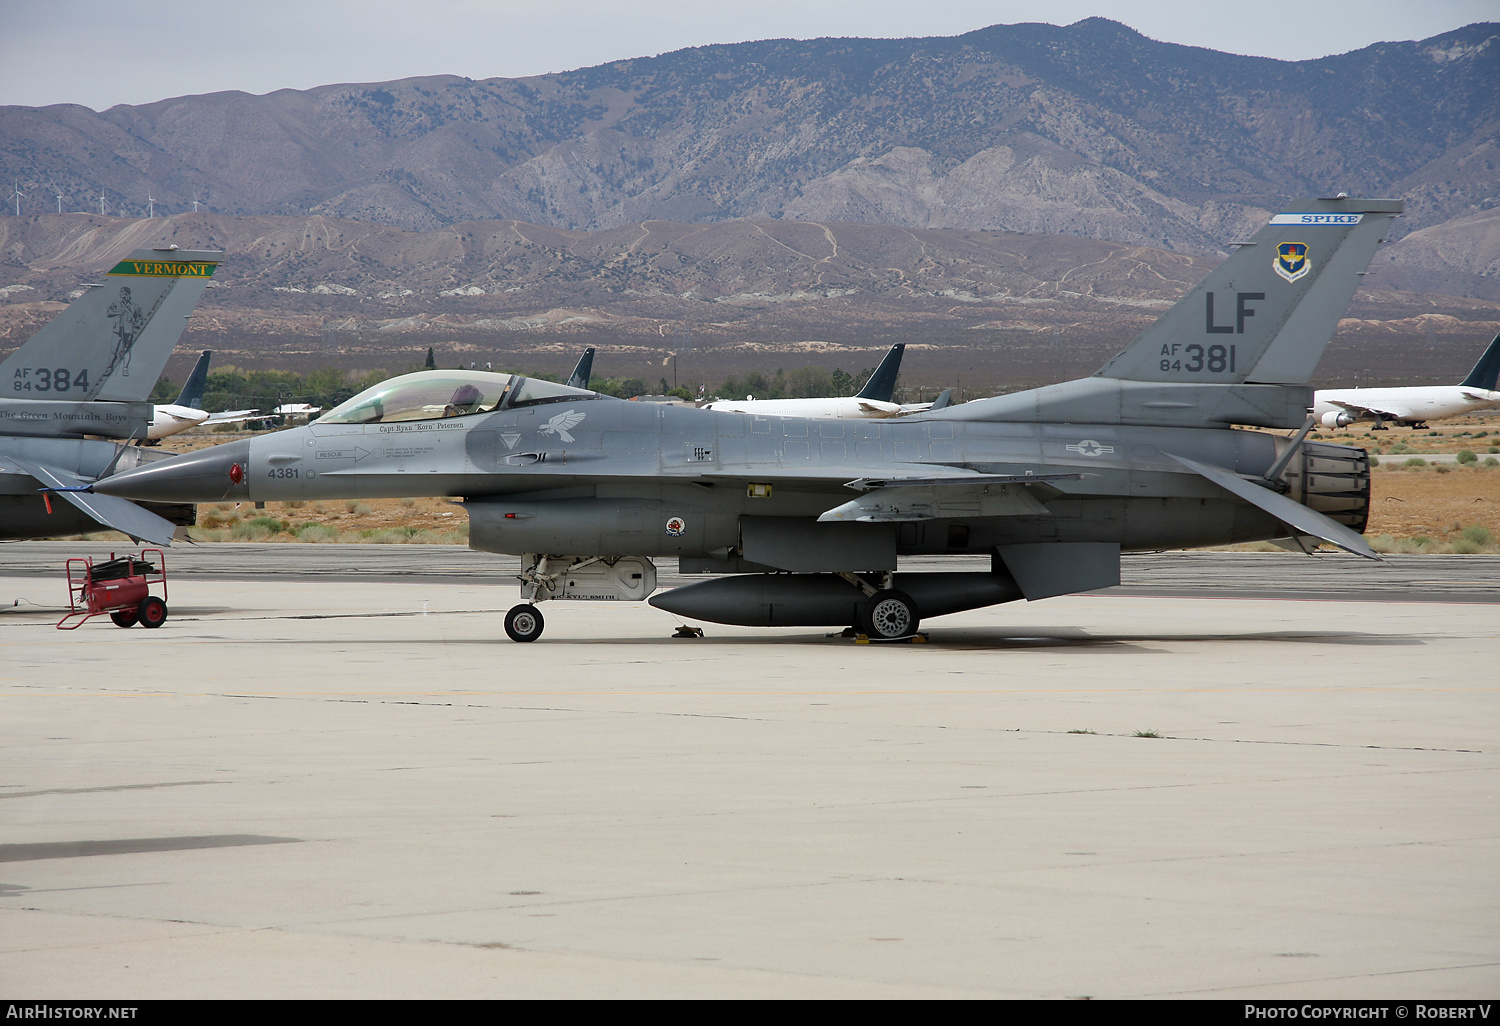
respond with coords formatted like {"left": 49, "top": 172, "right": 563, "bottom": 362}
{"left": 1367, "top": 465, "right": 1500, "bottom": 540}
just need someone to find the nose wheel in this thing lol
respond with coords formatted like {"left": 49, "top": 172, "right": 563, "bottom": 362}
{"left": 504, "top": 603, "right": 545, "bottom": 643}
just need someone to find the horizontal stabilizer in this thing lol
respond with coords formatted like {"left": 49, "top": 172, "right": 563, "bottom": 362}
{"left": 1166, "top": 453, "right": 1378, "bottom": 560}
{"left": 0, "top": 456, "right": 177, "bottom": 545}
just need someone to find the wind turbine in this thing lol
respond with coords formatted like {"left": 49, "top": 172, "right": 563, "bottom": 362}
{"left": 147, "top": 192, "right": 155, "bottom": 219}
{"left": 55, "top": 188, "right": 63, "bottom": 214}
{"left": 12, "top": 184, "right": 23, "bottom": 217}
{"left": 98, "top": 191, "right": 107, "bottom": 216}
{"left": 192, "top": 192, "right": 200, "bottom": 213}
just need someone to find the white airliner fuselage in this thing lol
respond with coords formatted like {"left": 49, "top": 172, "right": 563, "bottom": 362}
{"left": 699, "top": 396, "right": 929, "bottom": 419}
{"left": 146, "top": 405, "right": 263, "bottom": 440}
{"left": 146, "top": 403, "right": 211, "bottom": 439}
{"left": 1314, "top": 385, "right": 1500, "bottom": 427}
{"left": 1315, "top": 333, "right": 1500, "bottom": 428}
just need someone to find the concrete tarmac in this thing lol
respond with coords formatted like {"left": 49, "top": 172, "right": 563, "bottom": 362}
{"left": 1, "top": 555, "right": 1498, "bottom": 998}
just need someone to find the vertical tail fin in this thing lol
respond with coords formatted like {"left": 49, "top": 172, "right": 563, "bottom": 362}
{"left": 567, "top": 347, "right": 595, "bottom": 390}
{"left": 1458, "top": 334, "right": 1500, "bottom": 391}
{"left": 1, "top": 248, "right": 221, "bottom": 403}
{"left": 174, "top": 350, "right": 213, "bottom": 408}
{"left": 856, "top": 344, "right": 905, "bottom": 401}
{"left": 1095, "top": 198, "right": 1401, "bottom": 385}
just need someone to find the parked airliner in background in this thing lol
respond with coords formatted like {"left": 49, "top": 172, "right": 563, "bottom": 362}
{"left": 146, "top": 350, "right": 215, "bottom": 439}
{"left": 1315, "top": 333, "right": 1500, "bottom": 429}
{"left": 700, "top": 343, "right": 949, "bottom": 419}
{"left": 146, "top": 351, "right": 263, "bottom": 440}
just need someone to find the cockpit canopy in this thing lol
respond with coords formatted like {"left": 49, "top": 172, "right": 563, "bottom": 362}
{"left": 319, "top": 370, "right": 600, "bottom": 425}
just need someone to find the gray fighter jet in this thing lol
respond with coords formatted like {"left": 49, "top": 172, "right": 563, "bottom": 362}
{"left": 0, "top": 248, "right": 222, "bottom": 544}
{"left": 95, "top": 198, "right": 1398, "bottom": 641}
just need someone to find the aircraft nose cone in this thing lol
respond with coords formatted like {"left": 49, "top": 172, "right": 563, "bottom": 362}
{"left": 93, "top": 439, "right": 253, "bottom": 503}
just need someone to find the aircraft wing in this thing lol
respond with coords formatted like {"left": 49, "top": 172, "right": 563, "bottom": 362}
{"left": 202, "top": 409, "right": 261, "bottom": 424}
{"left": 818, "top": 472, "right": 1090, "bottom": 523}
{"left": 1321, "top": 396, "right": 1411, "bottom": 420}
{"left": 0, "top": 455, "right": 179, "bottom": 546}
{"left": 697, "top": 462, "right": 1085, "bottom": 523}
{"left": 1166, "top": 454, "right": 1378, "bottom": 560}
{"left": 695, "top": 463, "right": 1053, "bottom": 487}
{"left": 840, "top": 472, "right": 1087, "bottom": 490}
{"left": 896, "top": 389, "right": 953, "bottom": 415}
{"left": 157, "top": 408, "right": 206, "bottom": 427}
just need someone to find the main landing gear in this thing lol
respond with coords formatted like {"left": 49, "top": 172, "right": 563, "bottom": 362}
{"left": 504, "top": 603, "right": 545, "bottom": 643}
{"left": 861, "top": 589, "right": 919, "bottom": 640}
{"left": 834, "top": 572, "right": 921, "bottom": 640}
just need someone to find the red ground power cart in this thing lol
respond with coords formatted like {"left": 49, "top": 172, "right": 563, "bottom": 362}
{"left": 57, "top": 549, "right": 169, "bottom": 630}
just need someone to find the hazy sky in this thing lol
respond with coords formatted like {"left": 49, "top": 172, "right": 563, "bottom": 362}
{"left": 2, "top": 0, "right": 1493, "bottom": 110}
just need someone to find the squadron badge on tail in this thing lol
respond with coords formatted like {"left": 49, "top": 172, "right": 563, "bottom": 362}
{"left": 1275, "top": 242, "right": 1311, "bottom": 283}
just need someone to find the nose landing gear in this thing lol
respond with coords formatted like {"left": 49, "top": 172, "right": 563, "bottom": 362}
{"left": 504, "top": 603, "right": 544, "bottom": 643}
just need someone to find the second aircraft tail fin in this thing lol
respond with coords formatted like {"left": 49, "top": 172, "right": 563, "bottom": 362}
{"left": 1458, "top": 334, "right": 1500, "bottom": 391}
{"left": 567, "top": 347, "right": 596, "bottom": 390}
{"left": 0, "top": 248, "right": 221, "bottom": 403}
{"left": 174, "top": 350, "right": 213, "bottom": 408}
{"left": 856, "top": 344, "right": 905, "bottom": 401}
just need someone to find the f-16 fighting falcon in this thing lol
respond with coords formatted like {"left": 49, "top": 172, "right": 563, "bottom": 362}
{"left": 95, "top": 198, "right": 1399, "bottom": 642}
{"left": 0, "top": 248, "right": 222, "bottom": 544}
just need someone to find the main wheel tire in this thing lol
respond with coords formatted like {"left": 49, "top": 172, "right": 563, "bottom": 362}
{"left": 861, "top": 589, "right": 919, "bottom": 640}
{"left": 137, "top": 596, "right": 168, "bottom": 629}
{"left": 504, "top": 603, "right": 545, "bottom": 643}
{"left": 110, "top": 609, "right": 138, "bottom": 628}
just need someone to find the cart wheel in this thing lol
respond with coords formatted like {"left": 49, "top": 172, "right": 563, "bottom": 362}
{"left": 110, "top": 609, "right": 138, "bottom": 628}
{"left": 137, "top": 596, "right": 168, "bottom": 629}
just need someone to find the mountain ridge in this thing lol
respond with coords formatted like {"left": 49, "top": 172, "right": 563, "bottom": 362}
{"left": 2, "top": 19, "right": 1494, "bottom": 273}
{"left": 1, "top": 210, "right": 1495, "bottom": 392}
